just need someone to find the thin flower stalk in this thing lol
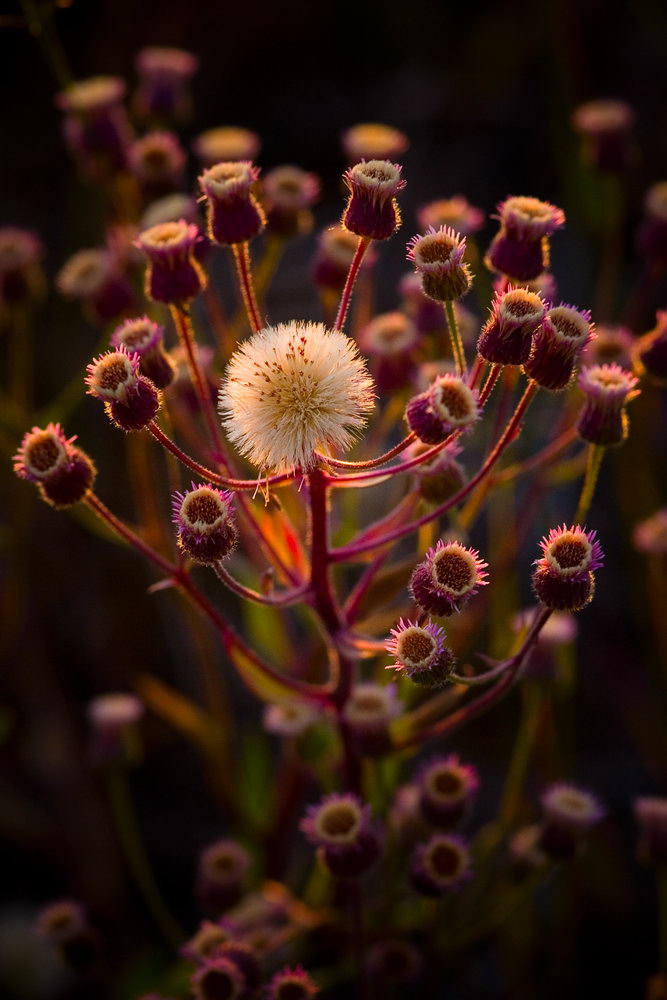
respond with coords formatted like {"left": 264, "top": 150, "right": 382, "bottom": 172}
{"left": 575, "top": 443, "right": 605, "bottom": 524}
{"left": 445, "top": 299, "right": 468, "bottom": 376}
{"left": 231, "top": 241, "right": 262, "bottom": 333}
{"left": 334, "top": 236, "right": 371, "bottom": 331}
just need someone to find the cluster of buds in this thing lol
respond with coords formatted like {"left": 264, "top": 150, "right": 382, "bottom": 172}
{"left": 532, "top": 524, "right": 604, "bottom": 612}
{"left": 13, "top": 423, "right": 96, "bottom": 508}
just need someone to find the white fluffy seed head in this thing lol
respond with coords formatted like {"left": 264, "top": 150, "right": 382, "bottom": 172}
{"left": 219, "top": 321, "right": 376, "bottom": 474}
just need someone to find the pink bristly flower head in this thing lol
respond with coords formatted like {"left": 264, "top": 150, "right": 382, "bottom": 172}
{"left": 86, "top": 346, "right": 161, "bottom": 431}
{"left": 410, "top": 539, "right": 488, "bottom": 617}
{"left": 172, "top": 484, "right": 237, "bottom": 565}
{"left": 56, "top": 76, "right": 131, "bottom": 176}
{"left": 633, "top": 509, "right": 667, "bottom": 556}
{"left": 129, "top": 130, "right": 187, "bottom": 198}
{"left": 180, "top": 920, "right": 232, "bottom": 963}
{"left": 193, "top": 126, "right": 262, "bottom": 167}
{"left": 111, "top": 315, "right": 175, "bottom": 389}
{"left": 581, "top": 323, "right": 634, "bottom": 369}
{"left": 385, "top": 618, "right": 455, "bottom": 688}
{"left": 410, "top": 832, "right": 472, "bottom": 897}
{"left": 312, "top": 224, "right": 377, "bottom": 291}
{"left": 407, "top": 226, "right": 472, "bottom": 302}
{"left": 265, "top": 966, "right": 320, "bottom": 1000}
{"left": 341, "top": 123, "right": 409, "bottom": 163}
{"left": 136, "top": 219, "right": 206, "bottom": 304}
{"left": 632, "top": 311, "right": 667, "bottom": 387}
{"left": 405, "top": 373, "right": 480, "bottom": 445}
{"left": 571, "top": 98, "right": 636, "bottom": 172}
{"left": 343, "top": 682, "right": 402, "bottom": 757}
{"left": 358, "top": 311, "right": 420, "bottom": 392}
{"left": 14, "top": 424, "right": 96, "bottom": 508}
{"left": 263, "top": 165, "right": 321, "bottom": 238}
{"left": 634, "top": 797, "right": 667, "bottom": 865}
{"left": 486, "top": 196, "right": 565, "bottom": 282}
{"left": 524, "top": 303, "right": 594, "bottom": 391}
{"left": 417, "top": 196, "right": 484, "bottom": 236}
{"left": 199, "top": 161, "right": 265, "bottom": 246}
{"left": 134, "top": 47, "right": 198, "bottom": 123}
{"left": 0, "top": 226, "right": 45, "bottom": 305}
{"left": 477, "top": 286, "right": 546, "bottom": 366}
{"left": 637, "top": 181, "right": 667, "bottom": 262}
{"left": 576, "top": 363, "right": 640, "bottom": 447}
{"left": 301, "top": 793, "right": 380, "bottom": 877}
{"left": 191, "top": 955, "right": 248, "bottom": 1000}
{"left": 366, "top": 939, "right": 423, "bottom": 986}
{"left": 533, "top": 524, "right": 603, "bottom": 612}
{"left": 342, "top": 159, "right": 406, "bottom": 241}
{"left": 417, "top": 754, "right": 479, "bottom": 828}
{"left": 263, "top": 701, "right": 319, "bottom": 738}
{"left": 196, "top": 839, "right": 251, "bottom": 914}
{"left": 56, "top": 248, "right": 134, "bottom": 323}
{"left": 538, "top": 782, "right": 605, "bottom": 860}
{"left": 409, "top": 439, "right": 467, "bottom": 506}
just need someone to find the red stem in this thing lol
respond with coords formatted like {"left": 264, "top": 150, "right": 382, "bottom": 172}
{"left": 231, "top": 242, "right": 262, "bottom": 334}
{"left": 334, "top": 237, "right": 371, "bottom": 331}
{"left": 324, "top": 428, "right": 463, "bottom": 487}
{"left": 314, "top": 431, "right": 416, "bottom": 471}
{"left": 214, "top": 562, "right": 310, "bottom": 607}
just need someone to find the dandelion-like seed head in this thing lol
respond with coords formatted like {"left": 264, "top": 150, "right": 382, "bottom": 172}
{"left": 417, "top": 196, "right": 484, "bottom": 236}
{"left": 86, "top": 347, "right": 140, "bottom": 402}
{"left": 219, "top": 321, "right": 375, "bottom": 475}
{"left": 538, "top": 524, "right": 604, "bottom": 579}
{"left": 342, "top": 123, "right": 409, "bottom": 162}
{"left": 193, "top": 127, "right": 262, "bottom": 166}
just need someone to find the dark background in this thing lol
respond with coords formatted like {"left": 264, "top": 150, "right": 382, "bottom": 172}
{"left": 2, "top": 1, "right": 667, "bottom": 997}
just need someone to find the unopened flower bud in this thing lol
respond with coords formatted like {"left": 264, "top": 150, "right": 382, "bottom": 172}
{"left": 129, "top": 131, "right": 186, "bottom": 200}
{"left": 407, "top": 226, "right": 472, "bottom": 302}
{"left": 342, "top": 160, "right": 405, "bottom": 241}
{"left": 196, "top": 839, "right": 251, "bottom": 913}
{"left": 486, "top": 196, "right": 565, "bottom": 282}
{"left": 524, "top": 304, "right": 593, "bottom": 391}
{"left": 632, "top": 311, "right": 667, "bottom": 386}
{"left": 571, "top": 99, "right": 636, "bottom": 172}
{"left": 385, "top": 619, "right": 455, "bottom": 688}
{"left": 538, "top": 782, "right": 605, "bottom": 860}
{"left": 263, "top": 166, "right": 320, "bottom": 238}
{"left": 410, "top": 833, "right": 472, "bottom": 896}
{"left": 199, "top": 161, "right": 265, "bottom": 246}
{"left": 172, "top": 484, "right": 237, "bottom": 564}
{"left": 417, "top": 196, "right": 484, "bottom": 237}
{"left": 86, "top": 347, "right": 161, "bottom": 430}
{"left": 405, "top": 374, "right": 480, "bottom": 445}
{"left": 343, "top": 683, "right": 402, "bottom": 756}
{"left": 56, "top": 76, "right": 131, "bottom": 177}
{"left": 193, "top": 127, "right": 261, "bottom": 167}
{"left": 417, "top": 755, "right": 479, "bottom": 828}
{"left": 576, "top": 363, "right": 639, "bottom": 447}
{"left": 410, "top": 539, "right": 488, "bottom": 617}
{"left": 301, "top": 794, "right": 380, "bottom": 877}
{"left": 532, "top": 524, "right": 604, "bottom": 612}
{"left": 341, "top": 123, "right": 408, "bottom": 163}
{"left": 477, "top": 287, "right": 546, "bottom": 366}
{"left": 136, "top": 220, "right": 206, "bottom": 304}
{"left": 111, "top": 315, "right": 176, "bottom": 389}
{"left": 134, "top": 47, "right": 198, "bottom": 123}
{"left": 0, "top": 227, "right": 45, "bottom": 307}
{"left": 358, "top": 311, "right": 420, "bottom": 392}
{"left": 14, "top": 424, "right": 96, "bottom": 508}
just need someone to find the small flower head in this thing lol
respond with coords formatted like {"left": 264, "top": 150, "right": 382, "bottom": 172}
{"left": 14, "top": 424, "right": 96, "bottom": 508}
{"left": 533, "top": 525, "right": 603, "bottom": 612}
{"left": 35, "top": 900, "right": 96, "bottom": 968}
{"left": 538, "top": 782, "right": 605, "bottom": 860}
{"left": 407, "top": 226, "right": 472, "bottom": 302}
{"left": 341, "top": 123, "right": 409, "bottom": 163}
{"left": 411, "top": 832, "right": 472, "bottom": 896}
{"left": 172, "top": 484, "right": 238, "bottom": 564}
{"left": 136, "top": 219, "right": 206, "bottom": 304}
{"left": 181, "top": 920, "right": 232, "bottom": 963}
{"left": 193, "top": 126, "right": 262, "bottom": 167}
{"left": 199, "top": 161, "right": 265, "bottom": 246}
{"left": 524, "top": 303, "right": 594, "bottom": 391}
{"left": 410, "top": 539, "right": 488, "bottom": 617}
{"left": 358, "top": 311, "right": 420, "bottom": 392}
{"left": 405, "top": 374, "right": 480, "bottom": 445}
{"left": 366, "top": 939, "right": 422, "bottom": 985}
{"left": 312, "top": 224, "right": 377, "bottom": 291}
{"left": 632, "top": 311, "right": 667, "bottom": 386}
{"left": 265, "top": 966, "right": 320, "bottom": 1000}
{"left": 410, "top": 439, "right": 467, "bottom": 505}
{"left": 263, "top": 702, "right": 319, "bottom": 738}
{"left": 196, "top": 839, "right": 251, "bottom": 913}
{"left": 342, "top": 159, "right": 406, "bottom": 241}
{"left": 486, "top": 196, "right": 565, "bottom": 282}
{"left": 417, "top": 754, "right": 479, "bottom": 827}
{"left": 385, "top": 619, "right": 455, "bottom": 687}
{"left": 111, "top": 316, "right": 175, "bottom": 389}
{"left": 417, "top": 196, "right": 484, "bottom": 236}
{"left": 571, "top": 98, "right": 636, "bottom": 171}
{"left": 581, "top": 324, "right": 633, "bottom": 369}
{"left": 134, "top": 47, "right": 198, "bottom": 122}
{"left": 129, "top": 130, "right": 186, "bottom": 196}
{"left": 219, "top": 321, "right": 375, "bottom": 475}
{"left": 634, "top": 797, "right": 667, "bottom": 865}
{"left": 633, "top": 509, "right": 667, "bottom": 555}
{"left": 263, "top": 165, "right": 320, "bottom": 237}
{"left": 477, "top": 286, "right": 546, "bottom": 366}
{"left": 191, "top": 956, "right": 247, "bottom": 1000}
{"left": 301, "top": 793, "right": 380, "bottom": 876}
{"left": 57, "top": 77, "right": 131, "bottom": 176}
{"left": 576, "top": 363, "right": 640, "bottom": 447}
{"left": 0, "top": 227, "right": 45, "bottom": 305}
{"left": 86, "top": 346, "right": 161, "bottom": 431}
{"left": 343, "top": 682, "right": 402, "bottom": 756}
{"left": 56, "top": 248, "right": 134, "bottom": 322}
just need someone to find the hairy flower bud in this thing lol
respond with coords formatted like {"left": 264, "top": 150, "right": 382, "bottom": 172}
{"left": 35, "top": 900, "right": 97, "bottom": 969}
{"left": 199, "top": 161, "right": 265, "bottom": 246}
{"left": 409, "top": 440, "right": 467, "bottom": 505}
{"left": 385, "top": 619, "right": 455, "bottom": 687}
{"left": 410, "top": 539, "right": 488, "bottom": 617}
{"left": 196, "top": 839, "right": 251, "bottom": 913}
{"left": 407, "top": 226, "right": 472, "bottom": 302}
{"left": 538, "top": 782, "right": 605, "bottom": 860}
{"left": 86, "top": 347, "right": 161, "bottom": 430}
{"left": 301, "top": 794, "right": 380, "bottom": 877}
{"left": 532, "top": 524, "right": 604, "bottom": 612}
{"left": 172, "top": 485, "right": 237, "bottom": 564}
{"left": 410, "top": 833, "right": 472, "bottom": 896}
{"left": 576, "top": 363, "right": 639, "bottom": 447}
{"left": 56, "top": 248, "right": 135, "bottom": 324}
{"left": 486, "top": 196, "right": 565, "bottom": 282}
{"left": 56, "top": 76, "right": 131, "bottom": 177}
{"left": 136, "top": 220, "right": 206, "bottom": 304}
{"left": 129, "top": 131, "right": 186, "bottom": 200}
{"left": 405, "top": 374, "right": 479, "bottom": 445}
{"left": 524, "top": 304, "right": 593, "bottom": 391}
{"left": 477, "top": 287, "right": 546, "bottom": 366}
{"left": 134, "top": 47, "right": 198, "bottom": 123}
{"left": 417, "top": 755, "right": 479, "bottom": 828}
{"left": 0, "top": 227, "right": 45, "bottom": 307}
{"left": 14, "top": 424, "right": 96, "bottom": 508}
{"left": 342, "top": 160, "right": 405, "bottom": 241}
{"left": 111, "top": 315, "right": 175, "bottom": 389}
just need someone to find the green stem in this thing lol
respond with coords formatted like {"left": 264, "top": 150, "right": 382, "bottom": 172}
{"left": 574, "top": 444, "right": 605, "bottom": 524}
{"left": 498, "top": 682, "right": 543, "bottom": 828}
{"left": 444, "top": 300, "right": 467, "bottom": 377}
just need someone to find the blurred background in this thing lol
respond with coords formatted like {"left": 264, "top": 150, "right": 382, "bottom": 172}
{"left": 2, "top": 0, "right": 667, "bottom": 997}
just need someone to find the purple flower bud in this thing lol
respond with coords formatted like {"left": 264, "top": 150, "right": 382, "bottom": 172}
{"left": 263, "top": 166, "right": 320, "bottom": 238}
{"left": 196, "top": 839, "right": 251, "bottom": 913}
{"left": 14, "top": 424, "right": 96, "bottom": 507}
{"left": 136, "top": 220, "right": 206, "bottom": 304}
{"left": 576, "top": 363, "right": 639, "bottom": 447}
{"left": 199, "top": 162, "right": 265, "bottom": 246}
{"left": 632, "top": 311, "right": 667, "bottom": 387}
{"left": 312, "top": 225, "right": 377, "bottom": 292}
{"left": 191, "top": 955, "right": 248, "bottom": 1000}
{"left": 634, "top": 797, "right": 667, "bottom": 865}
{"left": 341, "top": 123, "right": 409, "bottom": 164}
{"left": 56, "top": 248, "right": 135, "bottom": 323}
{"left": 181, "top": 919, "right": 232, "bottom": 963}
{"left": 265, "top": 965, "right": 320, "bottom": 1000}
{"left": 385, "top": 619, "right": 455, "bottom": 688}
{"left": 524, "top": 304, "right": 594, "bottom": 391}
{"left": 581, "top": 324, "right": 634, "bottom": 369}
{"left": 301, "top": 794, "right": 380, "bottom": 877}
{"left": 342, "top": 160, "right": 406, "bottom": 241}
{"left": 571, "top": 99, "right": 636, "bottom": 172}
{"left": 532, "top": 524, "right": 604, "bottom": 612}
{"left": 129, "top": 131, "right": 187, "bottom": 199}
{"left": 111, "top": 316, "right": 176, "bottom": 389}
{"left": 417, "top": 755, "right": 479, "bottom": 828}
{"left": 538, "top": 782, "right": 605, "bottom": 860}
{"left": 405, "top": 374, "right": 480, "bottom": 444}
{"left": 358, "top": 311, "right": 420, "bottom": 392}
{"left": 56, "top": 76, "right": 132, "bottom": 176}
{"left": 134, "top": 47, "right": 199, "bottom": 123}
{"left": 417, "top": 195, "right": 484, "bottom": 237}
{"left": 477, "top": 287, "right": 546, "bottom": 366}
{"left": 0, "top": 227, "right": 45, "bottom": 306}
{"left": 409, "top": 440, "right": 467, "bottom": 506}
{"left": 486, "top": 196, "right": 565, "bottom": 282}
{"left": 407, "top": 226, "right": 472, "bottom": 303}
{"left": 342, "top": 682, "right": 402, "bottom": 757}
{"left": 410, "top": 539, "right": 488, "bottom": 617}
{"left": 410, "top": 832, "right": 472, "bottom": 896}
{"left": 193, "top": 127, "right": 262, "bottom": 167}
{"left": 86, "top": 347, "right": 161, "bottom": 430}
{"left": 172, "top": 484, "right": 238, "bottom": 565}
{"left": 366, "top": 938, "right": 422, "bottom": 985}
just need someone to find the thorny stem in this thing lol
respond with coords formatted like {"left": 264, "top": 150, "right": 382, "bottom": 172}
{"left": 445, "top": 299, "right": 468, "bottom": 377}
{"left": 334, "top": 236, "right": 371, "bottom": 331}
{"left": 331, "top": 380, "right": 538, "bottom": 561}
{"left": 574, "top": 443, "right": 605, "bottom": 525}
{"left": 231, "top": 241, "right": 263, "bottom": 334}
